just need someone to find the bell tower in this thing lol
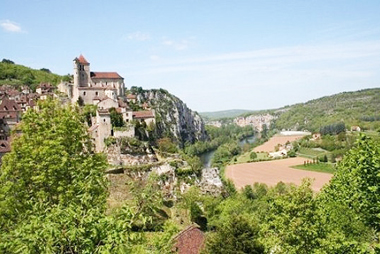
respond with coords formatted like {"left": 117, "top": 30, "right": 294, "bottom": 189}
{"left": 73, "top": 55, "right": 90, "bottom": 103}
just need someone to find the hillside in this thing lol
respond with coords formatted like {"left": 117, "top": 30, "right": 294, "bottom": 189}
{"left": 0, "top": 59, "right": 69, "bottom": 91}
{"left": 274, "top": 88, "right": 380, "bottom": 132}
{"left": 200, "top": 109, "right": 254, "bottom": 120}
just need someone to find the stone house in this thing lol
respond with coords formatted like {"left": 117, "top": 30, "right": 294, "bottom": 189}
{"left": 36, "top": 83, "right": 55, "bottom": 94}
{"left": 0, "top": 95, "right": 22, "bottom": 128}
{"left": 89, "top": 109, "right": 112, "bottom": 152}
{"left": 133, "top": 110, "right": 155, "bottom": 126}
{"left": 126, "top": 94, "right": 137, "bottom": 103}
{"left": 351, "top": 125, "right": 361, "bottom": 132}
{"left": 172, "top": 225, "right": 205, "bottom": 254}
{"left": 96, "top": 97, "right": 119, "bottom": 110}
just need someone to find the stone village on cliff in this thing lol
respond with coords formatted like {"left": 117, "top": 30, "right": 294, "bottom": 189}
{"left": 0, "top": 55, "right": 155, "bottom": 158}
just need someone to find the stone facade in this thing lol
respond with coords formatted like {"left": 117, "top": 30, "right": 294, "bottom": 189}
{"left": 58, "top": 55, "right": 125, "bottom": 105}
{"left": 89, "top": 109, "right": 112, "bottom": 152}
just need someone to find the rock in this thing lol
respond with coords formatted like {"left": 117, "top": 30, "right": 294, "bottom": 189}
{"left": 137, "top": 89, "right": 208, "bottom": 146}
{"left": 199, "top": 167, "right": 223, "bottom": 195}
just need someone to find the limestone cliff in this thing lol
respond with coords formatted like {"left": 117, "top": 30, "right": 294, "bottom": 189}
{"left": 137, "top": 89, "right": 208, "bottom": 146}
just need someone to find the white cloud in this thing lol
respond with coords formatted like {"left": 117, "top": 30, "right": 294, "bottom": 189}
{"left": 124, "top": 32, "right": 150, "bottom": 41}
{"left": 162, "top": 38, "right": 190, "bottom": 50}
{"left": 1, "top": 20, "right": 24, "bottom": 33}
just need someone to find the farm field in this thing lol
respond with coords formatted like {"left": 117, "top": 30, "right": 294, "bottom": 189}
{"left": 226, "top": 157, "right": 333, "bottom": 191}
{"left": 253, "top": 133, "right": 308, "bottom": 153}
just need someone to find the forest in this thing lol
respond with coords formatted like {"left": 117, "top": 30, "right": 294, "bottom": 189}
{"left": 0, "top": 59, "right": 69, "bottom": 91}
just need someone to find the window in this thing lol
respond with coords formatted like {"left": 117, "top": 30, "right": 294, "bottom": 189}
{"left": 95, "top": 92, "right": 98, "bottom": 96}
{"left": 83, "top": 92, "right": 86, "bottom": 96}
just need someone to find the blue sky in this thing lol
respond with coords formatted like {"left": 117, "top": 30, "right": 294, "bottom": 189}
{"left": 1, "top": 0, "right": 380, "bottom": 112}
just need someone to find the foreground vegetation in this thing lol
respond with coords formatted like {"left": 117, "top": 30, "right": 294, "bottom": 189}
{"left": 1, "top": 98, "right": 380, "bottom": 253}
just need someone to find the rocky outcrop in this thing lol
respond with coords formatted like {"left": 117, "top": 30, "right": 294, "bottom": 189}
{"left": 137, "top": 89, "right": 208, "bottom": 146}
{"left": 199, "top": 167, "right": 223, "bottom": 195}
{"left": 106, "top": 143, "right": 157, "bottom": 166}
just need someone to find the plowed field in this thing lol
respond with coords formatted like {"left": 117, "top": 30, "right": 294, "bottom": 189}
{"left": 226, "top": 157, "right": 332, "bottom": 191}
{"left": 253, "top": 135, "right": 306, "bottom": 153}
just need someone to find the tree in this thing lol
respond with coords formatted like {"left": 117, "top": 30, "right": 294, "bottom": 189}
{"left": 1, "top": 58, "right": 14, "bottom": 64}
{"left": 260, "top": 180, "right": 322, "bottom": 254}
{"left": 0, "top": 99, "right": 140, "bottom": 252}
{"left": 321, "top": 135, "right": 380, "bottom": 231}
{"left": 77, "top": 95, "right": 84, "bottom": 106}
{"left": 250, "top": 151, "right": 257, "bottom": 160}
{"left": 204, "top": 214, "right": 264, "bottom": 254}
{"left": 157, "top": 137, "right": 178, "bottom": 154}
{"left": 109, "top": 107, "right": 124, "bottom": 127}
{"left": 40, "top": 68, "right": 51, "bottom": 73}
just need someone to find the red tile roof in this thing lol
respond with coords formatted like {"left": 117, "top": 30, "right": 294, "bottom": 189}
{"left": 173, "top": 226, "right": 205, "bottom": 254}
{"left": 133, "top": 110, "right": 154, "bottom": 119}
{"left": 91, "top": 72, "right": 122, "bottom": 79}
{"left": 126, "top": 94, "right": 137, "bottom": 99}
{"left": 0, "top": 95, "right": 21, "bottom": 112}
{"left": 77, "top": 54, "right": 89, "bottom": 64}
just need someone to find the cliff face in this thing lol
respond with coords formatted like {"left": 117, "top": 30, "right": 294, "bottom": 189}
{"left": 137, "top": 89, "right": 208, "bottom": 146}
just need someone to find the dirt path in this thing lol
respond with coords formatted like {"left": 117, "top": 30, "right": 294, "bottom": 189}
{"left": 226, "top": 157, "right": 332, "bottom": 191}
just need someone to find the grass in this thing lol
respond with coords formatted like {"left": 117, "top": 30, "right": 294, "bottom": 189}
{"left": 297, "top": 147, "right": 330, "bottom": 159}
{"left": 363, "top": 131, "right": 380, "bottom": 142}
{"left": 291, "top": 162, "right": 335, "bottom": 174}
{"left": 235, "top": 151, "right": 269, "bottom": 164}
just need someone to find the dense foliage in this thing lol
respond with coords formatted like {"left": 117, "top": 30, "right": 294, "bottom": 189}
{"left": 0, "top": 59, "right": 69, "bottom": 91}
{"left": 274, "top": 88, "right": 380, "bottom": 132}
{"left": 320, "top": 122, "right": 346, "bottom": 136}
{"left": 185, "top": 124, "right": 255, "bottom": 156}
{"left": 0, "top": 100, "right": 143, "bottom": 253}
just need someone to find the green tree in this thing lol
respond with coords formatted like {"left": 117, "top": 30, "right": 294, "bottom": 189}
{"left": 77, "top": 95, "right": 84, "bottom": 106}
{"left": 260, "top": 180, "right": 322, "bottom": 254}
{"left": 2, "top": 58, "right": 14, "bottom": 64}
{"left": 0, "top": 99, "right": 141, "bottom": 252}
{"left": 157, "top": 137, "right": 178, "bottom": 154}
{"left": 109, "top": 107, "right": 125, "bottom": 127}
{"left": 250, "top": 151, "right": 257, "bottom": 160}
{"left": 321, "top": 135, "right": 380, "bottom": 231}
{"left": 204, "top": 214, "right": 264, "bottom": 254}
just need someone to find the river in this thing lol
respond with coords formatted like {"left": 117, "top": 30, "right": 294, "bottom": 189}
{"left": 199, "top": 135, "right": 257, "bottom": 168}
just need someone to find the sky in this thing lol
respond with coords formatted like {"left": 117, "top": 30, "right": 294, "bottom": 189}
{"left": 1, "top": 0, "right": 380, "bottom": 112}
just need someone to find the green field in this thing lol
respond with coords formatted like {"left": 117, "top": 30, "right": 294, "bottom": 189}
{"left": 235, "top": 151, "right": 269, "bottom": 164}
{"left": 297, "top": 147, "right": 330, "bottom": 159}
{"left": 291, "top": 163, "right": 335, "bottom": 174}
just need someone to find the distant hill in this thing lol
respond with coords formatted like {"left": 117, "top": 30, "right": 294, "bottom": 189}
{"left": 274, "top": 88, "right": 380, "bottom": 132}
{"left": 0, "top": 59, "right": 70, "bottom": 91}
{"left": 200, "top": 109, "right": 254, "bottom": 120}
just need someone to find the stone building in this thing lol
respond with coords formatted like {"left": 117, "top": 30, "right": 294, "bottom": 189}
{"left": 88, "top": 109, "right": 112, "bottom": 152}
{"left": 59, "top": 55, "right": 125, "bottom": 104}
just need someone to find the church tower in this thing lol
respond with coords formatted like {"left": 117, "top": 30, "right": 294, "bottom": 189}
{"left": 72, "top": 55, "right": 90, "bottom": 102}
